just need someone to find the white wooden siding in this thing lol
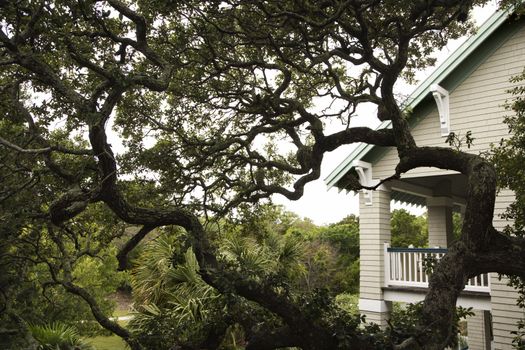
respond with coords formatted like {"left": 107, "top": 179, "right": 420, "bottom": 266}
{"left": 468, "top": 310, "right": 490, "bottom": 350}
{"left": 372, "top": 25, "right": 525, "bottom": 181}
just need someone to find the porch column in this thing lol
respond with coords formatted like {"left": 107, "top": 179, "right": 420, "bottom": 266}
{"left": 359, "top": 186, "right": 392, "bottom": 326}
{"left": 426, "top": 197, "right": 454, "bottom": 248}
{"left": 467, "top": 310, "right": 492, "bottom": 350}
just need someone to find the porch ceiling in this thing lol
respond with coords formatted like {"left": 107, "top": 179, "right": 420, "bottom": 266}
{"left": 390, "top": 173, "right": 468, "bottom": 208}
{"left": 391, "top": 190, "right": 427, "bottom": 207}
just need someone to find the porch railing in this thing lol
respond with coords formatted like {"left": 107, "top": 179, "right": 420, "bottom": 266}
{"left": 384, "top": 243, "right": 490, "bottom": 293}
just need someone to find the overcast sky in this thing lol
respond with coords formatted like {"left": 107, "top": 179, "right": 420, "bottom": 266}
{"left": 274, "top": 3, "right": 499, "bottom": 225}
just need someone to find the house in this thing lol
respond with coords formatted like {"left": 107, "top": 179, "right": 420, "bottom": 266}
{"left": 325, "top": 8, "right": 525, "bottom": 350}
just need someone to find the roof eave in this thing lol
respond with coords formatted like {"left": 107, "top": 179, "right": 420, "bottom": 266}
{"left": 324, "top": 8, "right": 512, "bottom": 191}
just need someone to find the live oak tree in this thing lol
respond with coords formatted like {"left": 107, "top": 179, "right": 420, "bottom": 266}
{"left": 1, "top": 1, "right": 522, "bottom": 349}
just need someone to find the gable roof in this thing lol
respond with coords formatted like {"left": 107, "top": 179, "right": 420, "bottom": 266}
{"left": 325, "top": 8, "right": 516, "bottom": 191}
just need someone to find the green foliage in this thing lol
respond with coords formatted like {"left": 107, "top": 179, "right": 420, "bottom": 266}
{"left": 129, "top": 236, "right": 222, "bottom": 349}
{"left": 319, "top": 215, "right": 360, "bottom": 261}
{"left": 445, "top": 131, "right": 475, "bottom": 150}
{"left": 220, "top": 229, "right": 305, "bottom": 285}
{"left": 316, "top": 217, "right": 360, "bottom": 285}
{"left": 293, "top": 289, "right": 366, "bottom": 350}
{"left": 230, "top": 204, "right": 301, "bottom": 238}
{"left": 491, "top": 68, "right": 525, "bottom": 348}
{"left": 422, "top": 254, "right": 439, "bottom": 275}
{"left": 128, "top": 208, "right": 363, "bottom": 348}
{"left": 0, "top": 206, "right": 128, "bottom": 336}
{"left": 386, "top": 303, "right": 426, "bottom": 344}
{"left": 391, "top": 209, "right": 428, "bottom": 247}
{"left": 334, "top": 293, "right": 359, "bottom": 316}
{"left": 492, "top": 68, "right": 525, "bottom": 232}
{"left": 508, "top": 274, "right": 525, "bottom": 349}
{"left": 0, "top": 1, "right": 493, "bottom": 348}
{"left": 0, "top": 312, "right": 39, "bottom": 350}
{"left": 288, "top": 214, "right": 361, "bottom": 294}
{"left": 225, "top": 205, "right": 361, "bottom": 294}
{"left": 385, "top": 303, "right": 473, "bottom": 348}
{"left": 511, "top": 319, "right": 525, "bottom": 350}
{"left": 452, "top": 212, "right": 464, "bottom": 241}
{"left": 299, "top": 240, "right": 341, "bottom": 292}
{"left": 28, "top": 322, "right": 93, "bottom": 350}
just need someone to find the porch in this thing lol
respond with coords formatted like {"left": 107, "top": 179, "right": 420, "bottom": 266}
{"left": 383, "top": 244, "right": 492, "bottom": 311}
{"left": 384, "top": 244, "right": 490, "bottom": 294}
{"left": 355, "top": 172, "right": 495, "bottom": 348}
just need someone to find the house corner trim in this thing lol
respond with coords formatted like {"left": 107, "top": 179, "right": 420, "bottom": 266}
{"left": 359, "top": 298, "right": 390, "bottom": 313}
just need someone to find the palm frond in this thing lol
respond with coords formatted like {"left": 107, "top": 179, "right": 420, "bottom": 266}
{"left": 131, "top": 236, "right": 175, "bottom": 304}
{"left": 277, "top": 235, "right": 304, "bottom": 268}
{"left": 220, "top": 232, "right": 275, "bottom": 276}
{"left": 29, "top": 322, "right": 94, "bottom": 350}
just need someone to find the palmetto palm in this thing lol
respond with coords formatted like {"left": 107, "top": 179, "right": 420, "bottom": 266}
{"left": 128, "top": 231, "right": 304, "bottom": 349}
{"left": 28, "top": 322, "right": 94, "bottom": 350}
{"left": 130, "top": 236, "right": 217, "bottom": 322}
{"left": 220, "top": 230, "right": 304, "bottom": 281}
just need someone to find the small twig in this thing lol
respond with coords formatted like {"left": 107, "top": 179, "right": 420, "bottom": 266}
{"left": 361, "top": 173, "right": 400, "bottom": 191}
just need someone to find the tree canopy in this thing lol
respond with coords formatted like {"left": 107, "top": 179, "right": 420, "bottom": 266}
{"left": 1, "top": 1, "right": 523, "bottom": 349}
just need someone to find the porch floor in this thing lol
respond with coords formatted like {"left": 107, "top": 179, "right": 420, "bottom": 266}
{"left": 382, "top": 286, "right": 491, "bottom": 311}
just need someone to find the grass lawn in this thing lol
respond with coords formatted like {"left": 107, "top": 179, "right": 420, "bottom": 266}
{"left": 88, "top": 335, "right": 128, "bottom": 350}
{"left": 113, "top": 309, "right": 130, "bottom": 317}
{"left": 87, "top": 308, "right": 130, "bottom": 350}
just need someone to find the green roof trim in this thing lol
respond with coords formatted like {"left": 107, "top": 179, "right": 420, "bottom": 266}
{"left": 324, "top": 8, "right": 513, "bottom": 190}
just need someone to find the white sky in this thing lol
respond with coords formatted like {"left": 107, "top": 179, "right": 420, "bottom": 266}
{"left": 275, "top": 3, "right": 499, "bottom": 225}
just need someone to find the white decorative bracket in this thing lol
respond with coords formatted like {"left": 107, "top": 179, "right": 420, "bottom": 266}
{"left": 430, "top": 84, "right": 450, "bottom": 137}
{"left": 352, "top": 160, "right": 375, "bottom": 206}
